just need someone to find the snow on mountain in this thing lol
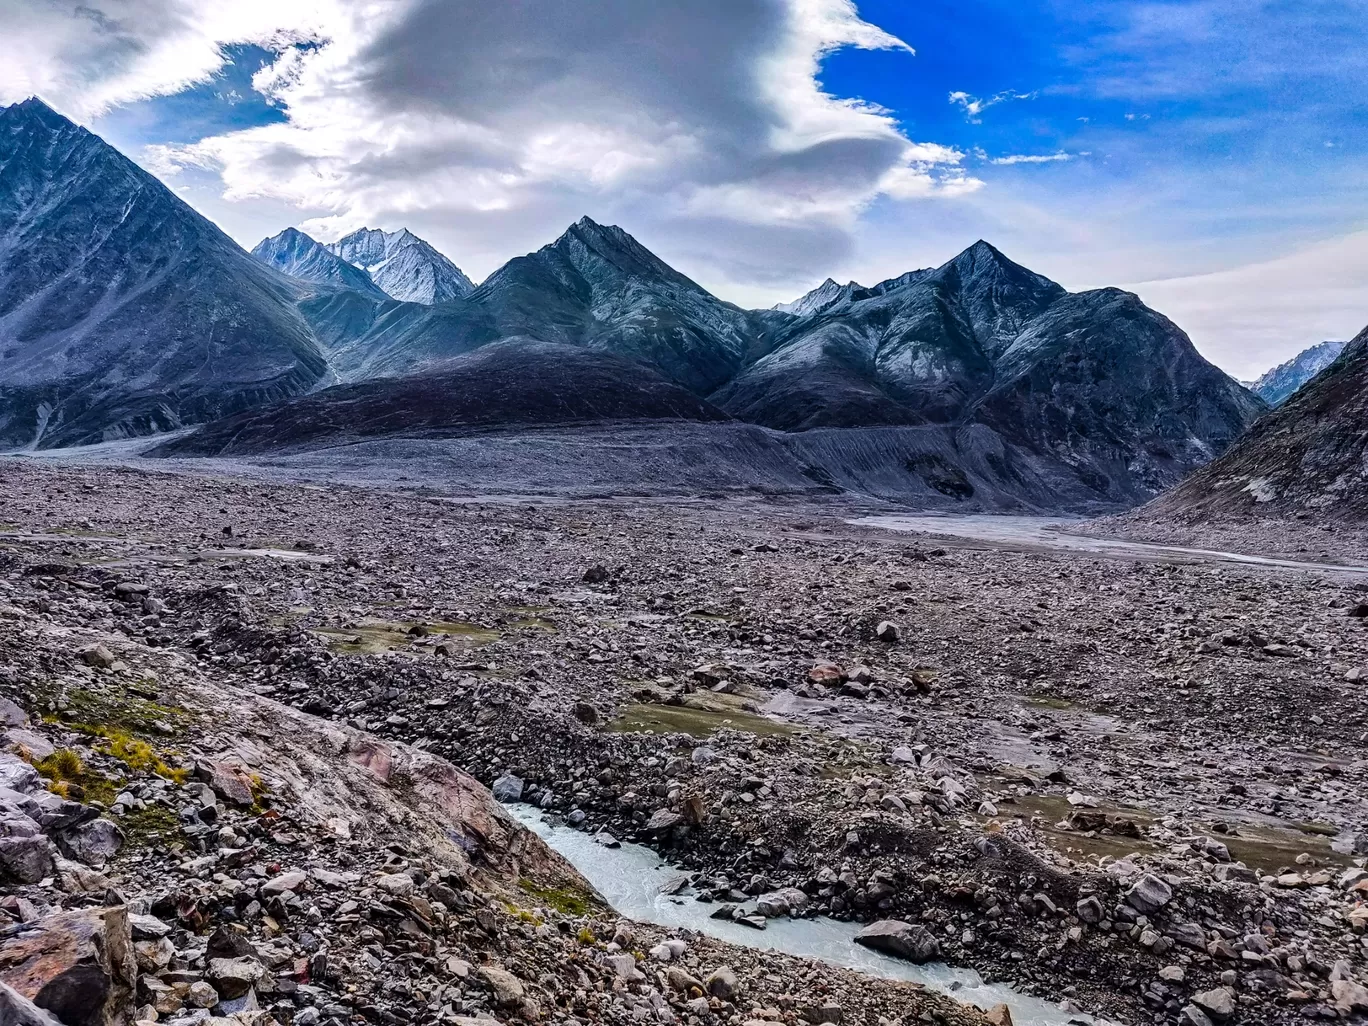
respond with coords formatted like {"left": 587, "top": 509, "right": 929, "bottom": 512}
{"left": 252, "top": 228, "right": 391, "bottom": 302}
{"left": 327, "top": 227, "right": 475, "bottom": 305}
{"left": 1248, "top": 340, "right": 1347, "bottom": 406}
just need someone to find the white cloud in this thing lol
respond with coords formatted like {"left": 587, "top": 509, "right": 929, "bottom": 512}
{"left": 5, "top": 0, "right": 976, "bottom": 291}
{"left": 988, "top": 152, "right": 1074, "bottom": 166}
{"left": 1130, "top": 230, "right": 1368, "bottom": 380}
{"left": 948, "top": 89, "right": 1035, "bottom": 124}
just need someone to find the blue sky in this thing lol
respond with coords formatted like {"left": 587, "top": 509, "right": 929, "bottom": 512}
{"left": 6, "top": 0, "right": 1366, "bottom": 378}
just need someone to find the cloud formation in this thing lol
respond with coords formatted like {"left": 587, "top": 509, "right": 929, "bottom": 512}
{"left": 0, "top": 0, "right": 978, "bottom": 288}
{"left": 948, "top": 89, "right": 1035, "bottom": 124}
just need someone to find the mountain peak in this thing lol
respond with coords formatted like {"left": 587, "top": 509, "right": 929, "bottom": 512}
{"left": 253, "top": 227, "right": 391, "bottom": 301}
{"left": 325, "top": 226, "right": 474, "bottom": 304}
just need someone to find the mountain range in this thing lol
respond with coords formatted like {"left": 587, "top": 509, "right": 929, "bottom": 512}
{"left": 1246, "top": 340, "right": 1346, "bottom": 406}
{"left": 0, "top": 98, "right": 1274, "bottom": 508}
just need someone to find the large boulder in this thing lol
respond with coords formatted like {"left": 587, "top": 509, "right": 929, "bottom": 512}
{"left": 853, "top": 920, "right": 942, "bottom": 963}
{"left": 0, "top": 906, "right": 137, "bottom": 1026}
{"left": 0, "top": 983, "right": 64, "bottom": 1026}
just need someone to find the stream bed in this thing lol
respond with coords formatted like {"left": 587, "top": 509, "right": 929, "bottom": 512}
{"left": 506, "top": 804, "right": 1103, "bottom": 1026}
{"left": 852, "top": 513, "right": 1368, "bottom": 574}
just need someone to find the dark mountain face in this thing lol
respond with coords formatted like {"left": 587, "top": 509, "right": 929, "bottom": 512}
{"left": 339, "top": 217, "right": 767, "bottom": 391}
{"left": 709, "top": 242, "right": 1263, "bottom": 498}
{"left": 153, "top": 339, "right": 730, "bottom": 457}
{"left": 1248, "top": 340, "right": 1346, "bottom": 406}
{"left": 1135, "top": 324, "right": 1368, "bottom": 521}
{"left": 252, "top": 228, "right": 392, "bottom": 302}
{"left": 0, "top": 99, "right": 328, "bottom": 449}
{"left": 972, "top": 289, "right": 1266, "bottom": 495}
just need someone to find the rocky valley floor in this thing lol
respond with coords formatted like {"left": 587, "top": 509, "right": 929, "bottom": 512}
{"left": 3, "top": 459, "right": 1368, "bottom": 1026}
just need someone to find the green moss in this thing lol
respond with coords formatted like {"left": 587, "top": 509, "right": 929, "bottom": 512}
{"left": 45, "top": 685, "right": 193, "bottom": 738}
{"left": 608, "top": 703, "right": 796, "bottom": 739}
{"left": 316, "top": 619, "right": 500, "bottom": 655}
{"left": 116, "top": 804, "right": 181, "bottom": 851}
{"left": 517, "top": 878, "right": 595, "bottom": 917}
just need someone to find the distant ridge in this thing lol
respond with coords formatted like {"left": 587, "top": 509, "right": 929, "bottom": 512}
{"left": 1248, "top": 340, "right": 1346, "bottom": 406}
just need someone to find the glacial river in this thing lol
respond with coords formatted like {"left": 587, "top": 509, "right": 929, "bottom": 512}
{"left": 506, "top": 804, "right": 1102, "bottom": 1026}
{"left": 852, "top": 513, "right": 1368, "bottom": 574}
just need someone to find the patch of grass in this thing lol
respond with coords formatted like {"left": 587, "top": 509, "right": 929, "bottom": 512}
{"left": 46, "top": 685, "right": 193, "bottom": 738}
{"left": 608, "top": 703, "right": 797, "bottom": 739}
{"left": 61, "top": 724, "right": 188, "bottom": 783}
{"left": 517, "top": 878, "right": 594, "bottom": 917}
{"left": 36, "top": 748, "right": 119, "bottom": 805}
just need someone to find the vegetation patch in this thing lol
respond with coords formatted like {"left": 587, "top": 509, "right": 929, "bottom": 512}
{"left": 517, "top": 878, "right": 595, "bottom": 917}
{"left": 35, "top": 749, "right": 118, "bottom": 805}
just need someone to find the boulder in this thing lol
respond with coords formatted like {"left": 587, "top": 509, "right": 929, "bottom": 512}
{"left": 193, "top": 759, "right": 256, "bottom": 807}
{"left": 1191, "top": 987, "right": 1236, "bottom": 1021}
{"left": 55, "top": 818, "right": 123, "bottom": 868}
{"left": 645, "top": 809, "right": 683, "bottom": 832}
{"left": 0, "top": 906, "right": 137, "bottom": 1026}
{"left": 704, "top": 966, "right": 738, "bottom": 999}
{"left": 207, "top": 956, "right": 266, "bottom": 999}
{"left": 0, "top": 983, "right": 64, "bottom": 1026}
{"left": 0, "top": 837, "right": 53, "bottom": 884}
{"left": 1126, "top": 873, "right": 1173, "bottom": 913}
{"left": 490, "top": 774, "right": 524, "bottom": 802}
{"left": 853, "top": 920, "right": 941, "bottom": 963}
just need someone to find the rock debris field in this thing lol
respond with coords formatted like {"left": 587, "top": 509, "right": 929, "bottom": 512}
{"left": 3, "top": 459, "right": 1368, "bottom": 1026}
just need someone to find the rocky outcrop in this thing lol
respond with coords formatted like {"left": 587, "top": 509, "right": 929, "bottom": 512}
{"left": 1248, "top": 341, "right": 1346, "bottom": 406}
{"left": 1125, "top": 322, "right": 1368, "bottom": 522}
{"left": 0, "top": 906, "right": 137, "bottom": 1026}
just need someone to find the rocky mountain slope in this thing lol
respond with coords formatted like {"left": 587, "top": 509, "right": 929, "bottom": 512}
{"left": 1121, "top": 323, "right": 1368, "bottom": 522}
{"left": 0, "top": 460, "right": 1016, "bottom": 1026}
{"left": 0, "top": 99, "right": 328, "bottom": 450}
{"left": 156, "top": 232, "right": 1266, "bottom": 507}
{"left": 0, "top": 102, "right": 1267, "bottom": 509}
{"left": 251, "top": 228, "right": 392, "bottom": 303}
{"left": 155, "top": 340, "right": 730, "bottom": 456}
{"left": 326, "top": 227, "right": 475, "bottom": 304}
{"left": 10, "top": 458, "right": 1368, "bottom": 1025}
{"left": 1248, "top": 341, "right": 1347, "bottom": 406}
{"left": 330, "top": 217, "right": 779, "bottom": 387}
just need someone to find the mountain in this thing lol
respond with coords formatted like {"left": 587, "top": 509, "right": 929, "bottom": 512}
{"left": 0, "top": 98, "right": 328, "bottom": 449}
{"left": 153, "top": 339, "right": 728, "bottom": 456}
{"left": 327, "top": 216, "right": 774, "bottom": 387}
{"left": 775, "top": 278, "right": 860, "bottom": 318}
{"left": 326, "top": 227, "right": 475, "bottom": 304}
{"left": 1248, "top": 340, "right": 1346, "bottom": 405}
{"left": 1129, "top": 323, "right": 1368, "bottom": 520}
{"left": 713, "top": 241, "right": 1264, "bottom": 497}
{"left": 251, "top": 228, "right": 391, "bottom": 302}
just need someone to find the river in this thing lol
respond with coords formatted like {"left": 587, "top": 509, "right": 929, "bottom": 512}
{"left": 506, "top": 803, "right": 1104, "bottom": 1026}
{"left": 852, "top": 513, "right": 1368, "bottom": 574}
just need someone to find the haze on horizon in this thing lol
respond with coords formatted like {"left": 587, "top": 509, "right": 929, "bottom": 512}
{"left": 1, "top": 0, "right": 1364, "bottom": 381}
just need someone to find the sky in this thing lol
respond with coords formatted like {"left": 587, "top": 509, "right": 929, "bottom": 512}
{"left": 1, "top": 0, "right": 1365, "bottom": 380}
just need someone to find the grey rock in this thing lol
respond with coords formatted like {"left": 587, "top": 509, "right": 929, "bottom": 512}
{"left": 1126, "top": 873, "right": 1174, "bottom": 913}
{"left": 853, "top": 920, "right": 942, "bottom": 963}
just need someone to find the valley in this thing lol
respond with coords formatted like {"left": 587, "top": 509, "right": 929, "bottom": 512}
{"left": 4, "top": 458, "right": 1368, "bottom": 1026}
